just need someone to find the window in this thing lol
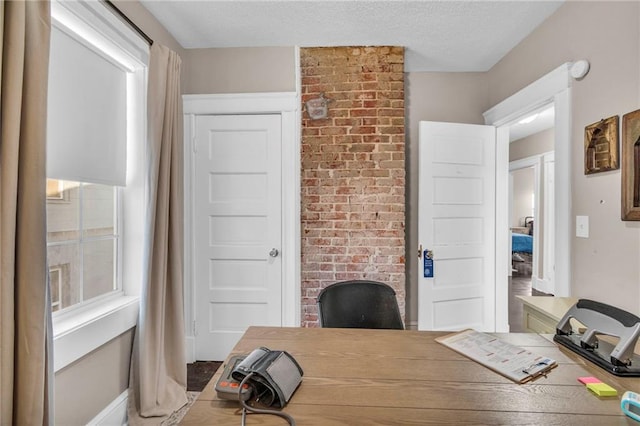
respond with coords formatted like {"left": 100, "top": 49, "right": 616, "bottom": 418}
{"left": 48, "top": 0, "right": 148, "bottom": 372}
{"left": 46, "top": 180, "right": 119, "bottom": 311}
{"left": 46, "top": 178, "right": 65, "bottom": 201}
{"left": 50, "top": 266, "right": 62, "bottom": 312}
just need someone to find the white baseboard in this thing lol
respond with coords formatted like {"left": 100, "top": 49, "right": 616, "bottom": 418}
{"left": 185, "top": 335, "right": 195, "bottom": 363}
{"left": 87, "top": 390, "right": 128, "bottom": 426}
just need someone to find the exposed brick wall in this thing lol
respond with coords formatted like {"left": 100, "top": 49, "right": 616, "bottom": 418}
{"left": 300, "top": 47, "right": 406, "bottom": 328}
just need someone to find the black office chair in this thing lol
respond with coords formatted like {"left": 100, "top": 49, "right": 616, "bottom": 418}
{"left": 317, "top": 280, "right": 404, "bottom": 329}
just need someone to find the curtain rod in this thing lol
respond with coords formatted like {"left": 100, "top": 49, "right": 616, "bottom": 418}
{"left": 103, "top": 0, "right": 154, "bottom": 46}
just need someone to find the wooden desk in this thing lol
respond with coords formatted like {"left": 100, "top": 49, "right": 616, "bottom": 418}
{"left": 181, "top": 326, "right": 640, "bottom": 425}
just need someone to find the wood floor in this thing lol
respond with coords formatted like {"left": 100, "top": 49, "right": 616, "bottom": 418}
{"left": 187, "top": 361, "right": 222, "bottom": 391}
{"left": 509, "top": 273, "right": 551, "bottom": 332}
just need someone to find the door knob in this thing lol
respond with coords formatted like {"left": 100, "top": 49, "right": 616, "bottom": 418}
{"left": 269, "top": 248, "right": 279, "bottom": 257}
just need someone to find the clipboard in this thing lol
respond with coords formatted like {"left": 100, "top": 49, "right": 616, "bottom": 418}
{"left": 436, "top": 329, "right": 557, "bottom": 384}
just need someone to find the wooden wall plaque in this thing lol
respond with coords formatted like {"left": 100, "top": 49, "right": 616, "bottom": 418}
{"left": 622, "top": 109, "right": 640, "bottom": 220}
{"left": 584, "top": 115, "right": 619, "bottom": 175}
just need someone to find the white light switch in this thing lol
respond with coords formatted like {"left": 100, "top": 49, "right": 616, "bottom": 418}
{"left": 576, "top": 215, "right": 589, "bottom": 238}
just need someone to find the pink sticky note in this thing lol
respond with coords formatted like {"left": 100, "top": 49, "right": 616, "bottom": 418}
{"left": 578, "top": 376, "right": 601, "bottom": 385}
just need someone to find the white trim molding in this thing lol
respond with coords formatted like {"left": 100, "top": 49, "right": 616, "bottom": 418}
{"left": 49, "top": 0, "right": 146, "bottom": 373}
{"left": 183, "top": 92, "right": 299, "bottom": 115}
{"left": 485, "top": 62, "right": 576, "bottom": 331}
{"left": 87, "top": 390, "right": 128, "bottom": 426}
{"left": 53, "top": 296, "right": 138, "bottom": 372}
{"left": 483, "top": 62, "right": 572, "bottom": 126}
{"left": 182, "top": 92, "right": 301, "bottom": 363}
{"left": 540, "top": 152, "right": 556, "bottom": 295}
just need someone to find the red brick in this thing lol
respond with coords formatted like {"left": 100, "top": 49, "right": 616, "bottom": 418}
{"left": 333, "top": 118, "right": 361, "bottom": 127}
{"left": 379, "top": 126, "right": 405, "bottom": 135}
{"left": 360, "top": 169, "right": 390, "bottom": 178}
{"left": 348, "top": 126, "right": 376, "bottom": 135}
{"left": 347, "top": 143, "right": 375, "bottom": 153}
{"left": 363, "top": 135, "right": 389, "bottom": 143}
{"left": 301, "top": 46, "right": 405, "bottom": 324}
{"left": 320, "top": 127, "right": 348, "bottom": 136}
{"left": 349, "top": 108, "right": 377, "bottom": 118}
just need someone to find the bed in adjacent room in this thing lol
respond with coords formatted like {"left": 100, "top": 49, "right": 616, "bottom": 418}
{"left": 512, "top": 233, "right": 533, "bottom": 254}
{"left": 511, "top": 222, "right": 533, "bottom": 276}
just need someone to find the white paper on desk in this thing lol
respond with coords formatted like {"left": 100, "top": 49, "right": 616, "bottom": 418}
{"left": 436, "top": 329, "right": 556, "bottom": 383}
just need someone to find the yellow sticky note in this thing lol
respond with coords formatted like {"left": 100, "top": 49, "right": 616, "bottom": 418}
{"left": 586, "top": 382, "right": 618, "bottom": 397}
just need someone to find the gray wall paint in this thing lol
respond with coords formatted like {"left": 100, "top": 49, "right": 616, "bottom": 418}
{"left": 489, "top": 1, "right": 640, "bottom": 313}
{"left": 510, "top": 128, "right": 554, "bottom": 162}
{"left": 408, "top": 1, "right": 640, "bottom": 320}
{"left": 114, "top": 1, "right": 187, "bottom": 89}
{"left": 184, "top": 47, "right": 296, "bottom": 94}
{"left": 56, "top": 2, "right": 640, "bottom": 422}
{"left": 55, "top": 330, "right": 134, "bottom": 425}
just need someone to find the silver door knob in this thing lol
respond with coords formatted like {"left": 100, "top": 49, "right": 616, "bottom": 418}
{"left": 269, "top": 248, "right": 279, "bottom": 257}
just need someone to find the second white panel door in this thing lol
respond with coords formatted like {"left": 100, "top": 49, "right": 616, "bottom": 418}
{"left": 194, "top": 114, "right": 282, "bottom": 360}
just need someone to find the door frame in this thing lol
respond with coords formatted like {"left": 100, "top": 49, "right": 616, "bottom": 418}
{"left": 509, "top": 156, "right": 542, "bottom": 282}
{"left": 507, "top": 152, "right": 555, "bottom": 294}
{"left": 182, "top": 92, "right": 301, "bottom": 362}
{"left": 541, "top": 152, "right": 556, "bottom": 294}
{"left": 484, "top": 62, "right": 574, "bottom": 332}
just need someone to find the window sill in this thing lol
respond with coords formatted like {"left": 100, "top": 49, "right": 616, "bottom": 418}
{"left": 53, "top": 295, "right": 139, "bottom": 372}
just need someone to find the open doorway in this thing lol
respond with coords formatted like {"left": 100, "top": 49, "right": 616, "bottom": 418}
{"left": 482, "top": 62, "right": 577, "bottom": 332}
{"left": 507, "top": 106, "right": 555, "bottom": 331}
{"left": 510, "top": 166, "right": 534, "bottom": 277}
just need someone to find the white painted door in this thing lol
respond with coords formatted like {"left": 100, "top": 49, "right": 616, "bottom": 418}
{"left": 194, "top": 114, "right": 282, "bottom": 360}
{"left": 418, "top": 121, "right": 496, "bottom": 332}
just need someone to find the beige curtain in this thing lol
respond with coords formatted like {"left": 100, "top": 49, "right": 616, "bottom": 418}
{"left": 0, "top": 1, "right": 53, "bottom": 425}
{"left": 128, "top": 43, "right": 186, "bottom": 424}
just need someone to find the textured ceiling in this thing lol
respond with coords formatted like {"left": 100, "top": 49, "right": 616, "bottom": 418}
{"left": 139, "top": 0, "right": 564, "bottom": 72}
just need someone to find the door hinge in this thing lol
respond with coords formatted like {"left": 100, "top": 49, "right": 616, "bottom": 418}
{"left": 192, "top": 320, "right": 197, "bottom": 336}
{"left": 192, "top": 136, "right": 197, "bottom": 154}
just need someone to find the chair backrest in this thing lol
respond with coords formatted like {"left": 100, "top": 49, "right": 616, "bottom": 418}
{"left": 317, "top": 280, "right": 404, "bottom": 329}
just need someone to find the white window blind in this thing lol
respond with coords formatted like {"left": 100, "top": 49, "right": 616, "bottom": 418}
{"left": 47, "top": 26, "right": 127, "bottom": 186}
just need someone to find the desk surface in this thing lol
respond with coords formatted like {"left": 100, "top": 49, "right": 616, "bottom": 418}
{"left": 181, "top": 326, "right": 640, "bottom": 425}
{"left": 517, "top": 295, "right": 579, "bottom": 321}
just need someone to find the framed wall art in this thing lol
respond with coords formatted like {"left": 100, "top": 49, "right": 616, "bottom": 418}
{"left": 584, "top": 115, "right": 619, "bottom": 175}
{"left": 622, "top": 109, "right": 640, "bottom": 220}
